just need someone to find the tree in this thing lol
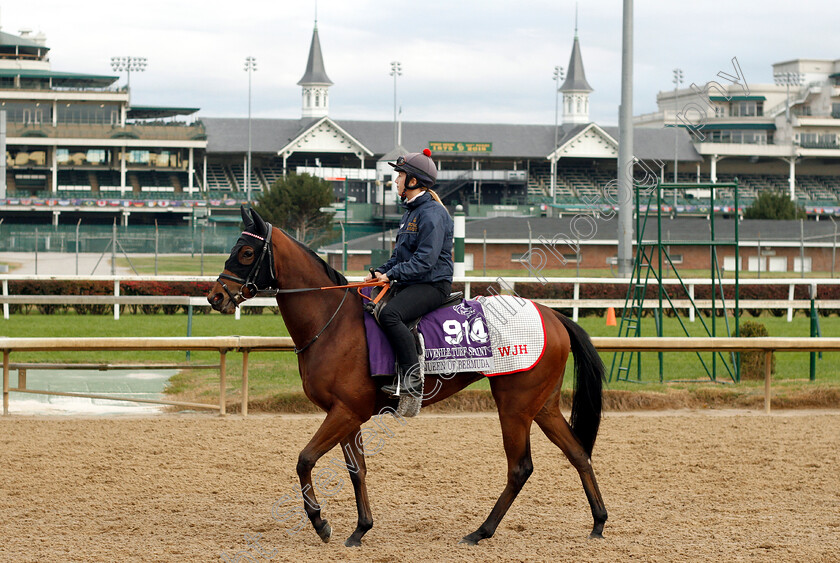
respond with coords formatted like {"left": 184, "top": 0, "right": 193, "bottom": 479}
{"left": 743, "top": 190, "right": 807, "bottom": 220}
{"left": 254, "top": 173, "right": 335, "bottom": 246}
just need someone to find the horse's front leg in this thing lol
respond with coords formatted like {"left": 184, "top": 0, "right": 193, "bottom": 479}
{"left": 296, "top": 406, "right": 362, "bottom": 543}
{"left": 339, "top": 427, "right": 373, "bottom": 547}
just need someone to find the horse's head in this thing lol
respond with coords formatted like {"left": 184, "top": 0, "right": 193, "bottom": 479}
{"left": 207, "top": 206, "right": 277, "bottom": 314}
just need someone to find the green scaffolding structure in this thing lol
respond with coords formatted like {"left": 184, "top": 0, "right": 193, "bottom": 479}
{"left": 608, "top": 181, "right": 742, "bottom": 383}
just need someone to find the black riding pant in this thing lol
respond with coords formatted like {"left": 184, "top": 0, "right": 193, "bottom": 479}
{"left": 377, "top": 281, "right": 451, "bottom": 367}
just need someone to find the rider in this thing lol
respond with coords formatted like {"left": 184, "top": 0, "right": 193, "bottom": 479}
{"left": 365, "top": 149, "right": 454, "bottom": 397}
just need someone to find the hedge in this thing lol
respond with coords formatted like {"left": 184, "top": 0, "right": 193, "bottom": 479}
{"left": 4, "top": 280, "right": 838, "bottom": 316}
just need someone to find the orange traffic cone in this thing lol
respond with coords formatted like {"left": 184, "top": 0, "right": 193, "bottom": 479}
{"left": 606, "top": 307, "right": 617, "bottom": 327}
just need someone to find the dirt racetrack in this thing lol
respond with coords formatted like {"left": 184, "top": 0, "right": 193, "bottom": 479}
{"left": 1, "top": 410, "right": 838, "bottom": 562}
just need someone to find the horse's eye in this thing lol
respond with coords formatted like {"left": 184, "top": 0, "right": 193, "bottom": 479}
{"left": 238, "top": 247, "right": 256, "bottom": 264}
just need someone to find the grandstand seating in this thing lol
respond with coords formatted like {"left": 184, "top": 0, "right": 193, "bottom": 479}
{"left": 527, "top": 162, "right": 550, "bottom": 197}
{"left": 136, "top": 171, "right": 174, "bottom": 192}
{"left": 206, "top": 164, "right": 234, "bottom": 191}
{"left": 96, "top": 170, "right": 122, "bottom": 191}
{"left": 230, "top": 164, "right": 262, "bottom": 193}
{"left": 57, "top": 170, "right": 92, "bottom": 191}
{"left": 12, "top": 163, "right": 839, "bottom": 210}
{"left": 261, "top": 165, "right": 284, "bottom": 188}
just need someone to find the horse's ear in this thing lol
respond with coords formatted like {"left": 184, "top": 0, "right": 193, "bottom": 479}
{"left": 240, "top": 205, "right": 253, "bottom": 228}
{"left": 249, "top": 207, "right": 268, "bottom": 236}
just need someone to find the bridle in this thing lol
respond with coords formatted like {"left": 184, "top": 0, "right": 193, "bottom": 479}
{"left": 216, "top": 223, "right": 389, "bottom": 355}
{"left": 216, "top": 226, "right": 278, "bottom": 305}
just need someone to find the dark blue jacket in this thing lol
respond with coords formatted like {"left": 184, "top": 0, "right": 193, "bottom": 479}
{"left": 377, "top": 192, "right": 454, "bottom": 284}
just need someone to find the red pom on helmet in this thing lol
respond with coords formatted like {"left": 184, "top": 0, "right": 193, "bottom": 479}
{"left": 422, "top": 148, "right": 432, "bottom": 157}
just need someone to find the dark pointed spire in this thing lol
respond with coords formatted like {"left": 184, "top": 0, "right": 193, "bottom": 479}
{"left": 559, "top": 35, "right": 592, "bottom": 93}
{"left": 297, "top": 22, "right": 332, "bottom": 86}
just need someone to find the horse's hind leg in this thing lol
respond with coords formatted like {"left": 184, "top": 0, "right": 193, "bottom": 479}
{"left": 534, "top": 405, "right": 608, "bottom": 538}
{"left": 296, "top": 407, "right": 362, "bottom": 543}
{"left": 460, "top": 412, "right": 534, "bottom": 545}
{"left": 340, "top": 427, "right": 373, "bottom": 547}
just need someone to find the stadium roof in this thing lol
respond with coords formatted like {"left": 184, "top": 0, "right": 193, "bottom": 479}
{"left": 0, "top": 68, "right": 117, "bottom": 88}
{"left": 202, "top": 117, "right": 701, "bottom": 162}
{"left": 0, "top": 30, "right": 48, "bottom": 50}
{"left": 128, "top": 106, "right": 200, "bottom": 119}
{"left": 203, "top": 118, "right": 315, "bottom": 153}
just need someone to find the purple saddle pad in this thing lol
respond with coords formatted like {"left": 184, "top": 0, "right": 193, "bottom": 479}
{"left": 361, "top": 288, "right": 494, "bottom": 377}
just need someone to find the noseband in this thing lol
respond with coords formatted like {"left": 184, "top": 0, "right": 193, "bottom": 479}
{"left": 216, "top": 227, "right": 278, "bottom": 306}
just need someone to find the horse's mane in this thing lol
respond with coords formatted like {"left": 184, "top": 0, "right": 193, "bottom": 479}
{"left": 280, "top": 229, "right": 348, "bottom": 287}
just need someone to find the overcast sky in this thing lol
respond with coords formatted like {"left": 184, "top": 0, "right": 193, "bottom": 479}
{"left": 4, "top": 1, "right": 836, "bottom": 126}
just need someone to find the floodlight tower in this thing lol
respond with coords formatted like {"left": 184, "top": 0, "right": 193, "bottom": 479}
{"left": 551, "top": 65, "right": 565, "bottom": 212}
{"left": 672, "top": 68, "right": 684, "bottom": 184}
{"left": 773, "top": 71, "right": 804, "bottom": 123}
{"left": 110, "top": 56, "right": 147, "bottom": 92}
{"left": 390, "top": 61, "right": 402, "bottom": 149}
{"left": 244, "top": 56, "right": 258, "bottom": 203}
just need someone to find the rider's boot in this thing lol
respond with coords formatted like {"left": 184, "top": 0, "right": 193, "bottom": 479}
{"left": 381, "top": 362, "right": 422, "bottom": 397}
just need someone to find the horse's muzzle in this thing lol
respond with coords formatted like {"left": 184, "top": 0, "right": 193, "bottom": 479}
{"left": 207, "top": 289, "right": 235, "bottom": 314}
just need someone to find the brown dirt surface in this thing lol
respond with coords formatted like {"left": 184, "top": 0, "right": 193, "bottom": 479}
{"left": 1, "top": 410, "right": 839, "bottom": 562}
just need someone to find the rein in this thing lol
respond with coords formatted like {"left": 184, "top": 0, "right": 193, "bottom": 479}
{"left": 218, "top": 224, "right": 390, "bottom": 353}
{"left": 287, "top": 280, "right": 389, "bottom": 354}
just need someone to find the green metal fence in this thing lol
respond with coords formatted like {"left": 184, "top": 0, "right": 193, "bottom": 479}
{"left": 0, "top": 224, "right": 243, "bottom": 254}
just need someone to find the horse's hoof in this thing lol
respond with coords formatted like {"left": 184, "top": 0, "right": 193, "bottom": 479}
{"left": 589, "top": 531, "right": 604, "bottom": 539}
{"left": 458, "top": 534, "right": 480, "bottom": 546}
{"left": 344, "top": 537, "right": 362, "bottom": 547}
{"left": 316, "top": 521, "right": 332, "bottom": 543}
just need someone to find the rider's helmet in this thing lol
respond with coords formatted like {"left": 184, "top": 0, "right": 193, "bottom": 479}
{"left": 389, "top": 148, "right": 437, "bottom": 188}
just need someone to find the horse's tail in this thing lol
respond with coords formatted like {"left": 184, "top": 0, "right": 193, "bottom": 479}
{"left": 555, "top": 312, "right": 605, "bottom": 457}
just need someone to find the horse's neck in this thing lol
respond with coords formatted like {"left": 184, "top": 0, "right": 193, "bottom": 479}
{"left": 272, "top": 230, "right": 356, "bottom": 350}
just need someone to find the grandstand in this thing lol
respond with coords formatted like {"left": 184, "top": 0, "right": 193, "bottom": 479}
{"left": 2, "top": 22, "right": 840, "bottom": 230}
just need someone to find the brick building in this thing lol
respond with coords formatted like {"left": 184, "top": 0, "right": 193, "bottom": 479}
{"left": 323, "top": 215, "right": 840, "bottom": 275}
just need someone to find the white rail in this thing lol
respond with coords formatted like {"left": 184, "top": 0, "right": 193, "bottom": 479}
{"left": 2, "top": 336, "right": 838, "bottom": 416}
{"left": 2, "top": 275, "right": 840, "bottom": 322}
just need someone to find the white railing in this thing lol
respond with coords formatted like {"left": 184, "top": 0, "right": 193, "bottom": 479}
{"left": 2, "top": 275, "right": 840, "bottom": 322}
{"left": 2, "top": 336, "right": 838, "bottom": 415}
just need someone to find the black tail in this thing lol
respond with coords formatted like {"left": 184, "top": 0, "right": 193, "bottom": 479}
{"left": 555, "top": 312, "right": 605, "bottom": 457}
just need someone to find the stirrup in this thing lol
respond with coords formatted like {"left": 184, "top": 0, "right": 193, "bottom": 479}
{"left": 381, "top": 364, "right": 422, "bottom": 397}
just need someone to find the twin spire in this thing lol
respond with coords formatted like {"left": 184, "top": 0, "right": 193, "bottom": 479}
{"left": 559, "top": 10, "right": 592, "bottom": 125}
{"left": 294, "top": 14, "right": 591, "bottom": 124}
{"left": 298, "top": 21, "right": 332, "bottom": 119}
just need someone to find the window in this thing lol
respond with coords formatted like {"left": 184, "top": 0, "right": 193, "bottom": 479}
{"left": 86, "top": 149, "right": 106, "bottom": 165}
{"left": 129, "top": 150, "right": 150, "bottom": 164}
{"left": 315, "top": 94, "right": 320, "bottom": 107}
{"left": 708, "top": 130, "right": 766, "bottom": 144}
{"left": 729, "top": 100, "right": 762, "bottom": 117}
{"left": 799, "top": 133, "right": 837, "bottom": 148}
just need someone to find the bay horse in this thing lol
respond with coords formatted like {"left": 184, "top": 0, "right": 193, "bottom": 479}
{"left": 207, "top": 206, "right": 608, "bottom": 547}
